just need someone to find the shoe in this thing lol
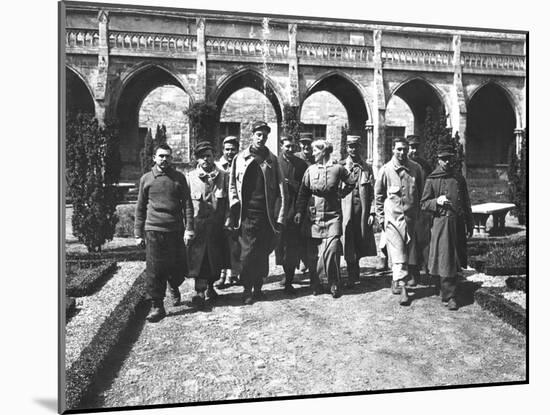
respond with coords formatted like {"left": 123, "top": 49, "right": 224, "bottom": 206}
{"left": 253, "top": 290, "right": 266, "bottom": 301}
{"left": 206, "top": 286, "right": 219, "bottom": 301}
{"left": 214, "top": 278, "right": 226, "bottom": 289}
{"left": 345, "top": 277, "right": 357, "bottom": 289}
{"left": 242, "top": 288, "right": 254, "bottom": 305}
{"left": 312, "top": 283, "right": 322, "bottom": 296}
{"left": 447, "top": 298, "right": 458, "bottom": 310}
{"left": 330, "top": 283, "right": 341, "bottom": 298}
{"left": 146, "top": 301, "right": 166, "bottom": 323}
{"left": 406, "top": 277, "right": 417, "bottom": 287}
{"left": 168, "top": 287, "right": 181, "bottom": 307}
{"left": 391, "top": 280, "right": 401, "bottom": 295}
{"left": 191, "top": 291, "right": 206, "bottom": 309}
{"left": 283, "top": 284, "right": 297, "bottom": 295}
{"left": 399, "top": 285, "right": 409, "bottom": 305}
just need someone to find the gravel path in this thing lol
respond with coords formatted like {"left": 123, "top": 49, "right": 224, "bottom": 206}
{"left": 87, "top": 257, "right": 526, "bottom": 409}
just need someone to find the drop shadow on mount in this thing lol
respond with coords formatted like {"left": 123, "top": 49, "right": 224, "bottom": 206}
{"left": 77, "top": 301, "right": 149, "bottom": 411}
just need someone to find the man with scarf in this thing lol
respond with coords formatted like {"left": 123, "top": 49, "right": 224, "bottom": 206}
{"left": 275, "top": 136, "right": 308, "bottom": 294}
{"left": 215, "top": 135, "right": 241, "bottom": 288}
{"left": 186, "top": 141, "right": 230, "bottom": 309}
{"left": 421, "top": 144, "right": 474, "bottom": 310}
{"left": 375, "top": 137, "right": 423, "bottom": 305}
{"left": 340, "top": 135, "right": 377, "bottom": 288}
{"left": 228, "top": 121, "right": 286, "bottom": 305}
{"left": 135, "top": 144, "right": 194, "bottom": 322}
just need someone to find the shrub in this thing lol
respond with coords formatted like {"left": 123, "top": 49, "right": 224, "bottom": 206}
{"left": 66, "top": 114, "right": 122, "bottom": 252}
{"left": 139, "top": 125, "right": 167, "bottom": 176}
{"left": 282, "top": 104, "right": 302, "bottom": 144}
{"left": 114, "top": 204, "right": 136, "bottom": 237}
{"left": 507, "top": 132, "right": 527, "bottom": 224}
{"left": 185, "top": 101, "right": 218, "bottom": 151}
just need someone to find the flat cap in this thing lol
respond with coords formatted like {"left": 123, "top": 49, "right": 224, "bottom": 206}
{"left": 298, "top": 132, "right": 313, "bottom": 143}
{"left": 437, "top": 144, "right": 455, "bottom": 158}
{"left": 193, "top": 140, "right": 215, "bottom": 157}
{"left": 251, "top": 121, "right": 271, "bottom": 133}
{"left": 222, "top": 136, "right": 239, "bottom": 146}
{"left": 346, "top": 135, "right": 361, "bottom": 145}
{"left": 406, "top": 135, "right": 421, "bottom": 145}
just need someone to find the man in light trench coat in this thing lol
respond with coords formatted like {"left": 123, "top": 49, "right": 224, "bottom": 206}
{"left": 375, "top": 137, "right": 424, "bottom": 305}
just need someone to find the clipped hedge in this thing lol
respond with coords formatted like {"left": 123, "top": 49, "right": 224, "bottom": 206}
{"left": 66, "top": 261, "right": 118, "bottom": 297}
{"left": 67, "top": 248, "right": 145, "bottom": 262}
{"left": 474, "top": 287, "right": 526, "bottom": 334}
{"left": 64, "top": 270, "right": 148, "bottom": 411}
{"left": 506, "top": 276, "right": 527, "bottom": 292}
{"left": 467, "top": 237, "right": 526, "bottom": 275}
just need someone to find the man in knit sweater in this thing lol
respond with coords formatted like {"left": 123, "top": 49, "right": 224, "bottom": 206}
{"left": 135, "top": 144, "right": 195, "bottom": 322}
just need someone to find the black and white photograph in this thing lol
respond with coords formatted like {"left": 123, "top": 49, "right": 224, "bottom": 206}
{"left": 55, "top": 0, "right": 533, "bottom": 413}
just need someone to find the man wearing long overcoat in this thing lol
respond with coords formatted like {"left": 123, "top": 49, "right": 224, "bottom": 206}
{"left": 374, "top": 137, "right": 423, "bottom": 305}
{"left": 340, "top": 135, "right": 377, "bottom": 288}
{"left": 186, "top": 141, "right": 230, "bottom": 308}
{"left": 421, "top": 144, "right": 474, "bottom": 310}
{"left": 407, "top": 134, "right": 432, "bottom": 285}
{"left": 215, "top": 135, "right": 241, "bottom": 287}
{"left": 228, "top": 121, "right": 286, "bottom": 305}
{"left": 275, "top": 136, "right": 309, "bottom": 294}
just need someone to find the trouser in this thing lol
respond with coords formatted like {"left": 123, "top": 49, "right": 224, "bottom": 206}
{"left": 194, "top": 251, "right": 216, "bottom": 292}
{"left": 145, "top": 231, "right": 186, "bottom": 300}
{"left": 434, "top": 275, "right": 458, "bottom": 301}
{"left": 239, "top": 212, "right": 275, "bottom": 291}
{"left": 307, "top": 236, "right": 343, "bottom": 288}
{"left": 346, "top": 259, "right": 360, "bottom": 282}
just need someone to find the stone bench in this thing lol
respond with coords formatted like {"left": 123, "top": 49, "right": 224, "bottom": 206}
{"left": 471, "top": 202, "right": 515, "bottom": 237}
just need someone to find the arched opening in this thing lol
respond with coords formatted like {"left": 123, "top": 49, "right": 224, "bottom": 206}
{"left": 215, "top": 69, "right": 283, "bottom": 155}
{"left": 466, "top": 83, "right": 516, "bottom": 169}
{"left": 66, "top": 67, "right": 95, "bottom": 117}
{"left": 304, "top": 74, "right": 369, "bottom": 154}
{"left": 300, "top": 91, "right": 348, "bottom": 159}
{"left": 115, "top": 65, "right": 191, "bottom": 180}
{"left": 387, "top": 79, "right": 445, "bottom": 161}
{"left": 219, "top": 87, "right": 278, "bottom": 153}
{"left": 384, "top": 95, "right": 415, "bottom": 162}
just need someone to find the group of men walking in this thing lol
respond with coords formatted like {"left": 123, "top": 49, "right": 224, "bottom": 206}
{"left": 135, "top": 120, "right": 474, "bottom": 323}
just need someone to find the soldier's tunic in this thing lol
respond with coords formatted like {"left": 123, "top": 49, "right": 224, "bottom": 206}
{"left": 374, "top": 157, "right": 423, "bottom": 281}
{"left": 341, "top": 156, "right": 377, "bottom": 280}
{"left": 296, "top": 159, "right": 355, "bottom": 287}
{"left": 186, "top": 166, "right": 230, "bottom": 289}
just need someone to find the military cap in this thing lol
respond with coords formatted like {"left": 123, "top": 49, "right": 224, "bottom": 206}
{"left": 437, "top": 144, "right": 455, "bottom": 158}
{"left": 298, "top": 132, "right": 313, "bottom": 143}
{"left": 193, "top": 141, "right": 215, "bottom": 157}
{"left": 222, "top": 136, "right": 239, "bottom": 146}
{"left": 406, "top": 135, "right": 421, "bottom": 145}
{"left": 346, "top": 135, "right": 361, "bottom": 145}
{"left": 251, "top": 121, "right": 271, "bottom": 133}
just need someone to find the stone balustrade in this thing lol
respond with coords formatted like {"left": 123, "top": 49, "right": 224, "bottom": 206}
{"left": 206, "top": 36, "right": 289, "bottom": 57}
{"left": 382, "top": 47, "right": 454, "bottom": 67}
{"left": 462, "top": 52, "right": 525, "bottom": 71}
{"left": 66, "top": 29, "right": 100, "bottom": 49}
{"left": 108, "top": 31, "right": 197, "bottom": 53}
{"left": 297, "top": 41, "right": 374, "bottom": 62}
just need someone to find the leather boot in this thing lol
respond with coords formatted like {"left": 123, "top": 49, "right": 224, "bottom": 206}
{"left": 146, "top": 299, "right": 166, "bottom": 323}
{"left": 242, "top": 287, "right": 254, "bottom": 305}
{"left": 447, "top": 297, "right": 458, "bottom": 310}
{"left": 206, "top": 283, "right": 219, "bottom": 301}
{"left": 399, "top": 284, "right": 409, "bottom": 306}
{"left": 330, "top": 282, "right": 342, "bottom": 298}
{"left": 191, "top": 291, "right": 206, "bottom": 309}
{"left": 168, "top": 286, "right": 181, "bottom": 307}
{"left": 391, "top": 280, "right": 401, "bottom": 295}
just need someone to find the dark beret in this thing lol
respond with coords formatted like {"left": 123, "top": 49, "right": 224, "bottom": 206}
{"left": 194, "top": 141, "right": 215, "bottom": 157}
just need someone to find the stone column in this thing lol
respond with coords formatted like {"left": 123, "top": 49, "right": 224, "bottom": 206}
{"left": 95, "top": 10, "right": 109, "bottom": 125}
{"left": 514, "top": 128, "right": 525, "bottom": 158}
{"left": 451, "top": 34, "right": 467, "bottom": 175}
{"left": 196, "top": 18, "right": 207, "bottom": 102}
{"left": 372, "top": 29, "right": 386, "bottom": 175}
{"left": 288, "top": 24, "right": 300, "bottom": 107}
{"left": 365, "top": 121, "right": 374, "bottom": 164}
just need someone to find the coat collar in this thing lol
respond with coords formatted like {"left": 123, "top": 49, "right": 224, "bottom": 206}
{"left": 391, "top": 156, "right": 410, "bottom": 172}
{"left": 152, "top": 165, "right": 174, "bottom": 178}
